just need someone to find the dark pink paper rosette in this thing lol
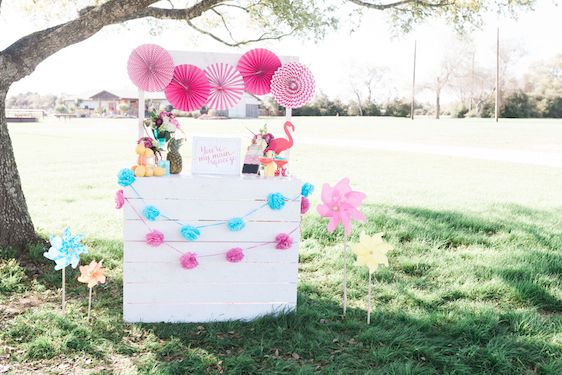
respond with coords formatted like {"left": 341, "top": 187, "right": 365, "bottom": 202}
{"left": 205, "top": 63, "right": 245, "bottom": 110}
{"left": 164, "top": 64, "right": 210, "bottom": 112}
{"left": 236, "top": 48, "right": 281, "bottom": 95}
{"left": 270, "top": 62, "right": 315, "bottom": 109}
{"left": 127, "top": 44, "right": 174, "bottom": 92}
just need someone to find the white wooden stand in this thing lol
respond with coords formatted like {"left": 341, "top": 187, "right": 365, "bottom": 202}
{"left": 123, "top": 175, "right": 302, "bottom": 323}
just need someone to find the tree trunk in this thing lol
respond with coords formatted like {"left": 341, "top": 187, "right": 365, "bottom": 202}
{"left": 0, "top": 87, "right": 37, "bottom": 248}
{"left": 436, "top": 92, "right": 440, "bottom": 119}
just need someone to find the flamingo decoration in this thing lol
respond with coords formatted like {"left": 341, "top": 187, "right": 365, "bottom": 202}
{"left": 265, "top": 121, "right": 295, "bottom": 155}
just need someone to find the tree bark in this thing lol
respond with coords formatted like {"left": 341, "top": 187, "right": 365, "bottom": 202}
{"left": 436, "top": 92, "right": 440, "bottom": 119}
{"left": 0, "top": 87, "right": 37, "bottom": 248}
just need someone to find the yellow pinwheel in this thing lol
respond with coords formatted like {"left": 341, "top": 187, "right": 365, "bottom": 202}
{"left": 352, "top": 231, "right": 392, "bottom": 273}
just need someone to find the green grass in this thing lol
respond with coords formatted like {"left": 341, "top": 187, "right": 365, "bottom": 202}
{"left": 1, "top": 117, "right": 561, "bottom": 373}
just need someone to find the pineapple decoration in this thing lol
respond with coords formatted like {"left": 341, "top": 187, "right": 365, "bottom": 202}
{"left": 167, "top": 138, "right": 184, "bottom": 174}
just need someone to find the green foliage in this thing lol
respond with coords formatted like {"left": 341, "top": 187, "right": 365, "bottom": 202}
{"left": 501, "top": 91, "right": 540, "bottom": 118}
{"left": 452, "top": 105, "right": 469, "bottom": 118}
{"left": 542, "top": 96, "right": 562, "bottom": 118}
{"left": 292, "top": 93, "right": 349, "bottom": 116}
{"left": 0, "top": 259, "right": 27, "bottom": 294}
{"left": 384, "top": 98, "right": 410, "bottom": 117}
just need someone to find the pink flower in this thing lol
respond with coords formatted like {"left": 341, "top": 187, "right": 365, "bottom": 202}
{"left": 301, "top": 197, "right": 310, "bottom": 214}
{"left": 145, "top": 230, "right": 164, "bottom": 247}
{"left": 180, "top": 252, "right": 198, "bottom": 269}
{"left": 275, "top": 233, "right": 293, "bottom": 250}
{"left": 115, "top": 189, "right": 124, "bottom": 209}
{"left": 226, "top": 248, "right": 244, "bottom": 263}
{"left": 316, "top": 178, "right": 366, "bottom": 236}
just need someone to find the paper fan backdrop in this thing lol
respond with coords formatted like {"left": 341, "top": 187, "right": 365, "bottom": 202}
{"left": 270, "top": 62, "right": 316, "bottom": 109}
{"left": 236, "top": 48, "right": 281, "bottom": 95}
{"left": 164, "top": 64, "right": 210, "bottom": 112}
{"left": 127, "top": 44, "right": 174, "bottom": 92}
{"left": 205, "top": 63, "right": 245, "bottom": 110}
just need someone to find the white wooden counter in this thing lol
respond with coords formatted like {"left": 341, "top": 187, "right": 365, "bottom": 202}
{"left": 122, "top": 174, "right": 302, "bottom": 323}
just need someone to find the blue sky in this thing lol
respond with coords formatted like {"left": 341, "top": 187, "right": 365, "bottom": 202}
{"left": 1, "top": 0, "right": 560, "bottom": 103}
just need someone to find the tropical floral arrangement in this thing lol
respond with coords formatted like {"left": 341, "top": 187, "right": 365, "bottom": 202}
{"left": 144, "top": 110, "right": 181, "bottom": 142}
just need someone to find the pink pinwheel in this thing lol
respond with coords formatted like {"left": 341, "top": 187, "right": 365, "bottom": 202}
{"left": 236, "top": 48, "right": 281, "bottom": 95}
{"left": 127, "top": 44, "right": 174, "bottom": 92}
{"left": 317, "top": 178, "right": 366, "bottom": 236}
{"left": 271, "top": 62, "right": 315, "bottom": 109}
{"left": 205, "top": 63, "right": 245, "bottom": 110}
{"left": 164, "top": 64, "right": 210, "bottom": 112}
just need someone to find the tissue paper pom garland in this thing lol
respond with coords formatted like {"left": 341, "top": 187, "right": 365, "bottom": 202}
{"left": 301, "top": 197, "right": 310, "bottom": 215}
{"left": 115, "top": 190, "right": 124, "bottom": 209}
{"left": 180, "top": 252, "right": 199, "bottom": 269}
{"left": 145, "top": 230, "right": 165, "bottom": 247}
{"left": 118, "top": 169, "right": 136, "bottom": 187}
{"left": 267, "top": 193, "right": 286, "bottom": 210}
{"left": 227, "top": 217, "right": 246, "bottom": 232}
{"left": 180, "top": 225, "right": 201, "bottom": 241}
{"left": 143, "top": 205, "right": 161, "bottom": 221}
{"left": 226, "top": 248, "right": 245, "bottom": 263}
{"left": 301, "top": 183, "right": 314, "bottom": 198}
{"left": 275, "top": 233, "right": 293, "bottom": 250}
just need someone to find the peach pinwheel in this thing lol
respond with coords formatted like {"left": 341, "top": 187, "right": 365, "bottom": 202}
{"left": 78, "top": 260, "right": 106, "bottom": 288}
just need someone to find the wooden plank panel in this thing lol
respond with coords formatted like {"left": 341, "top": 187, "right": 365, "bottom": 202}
{"left": 124, "top": 175, "right": 302, "bottom": 200}
{"left": 124, "top": 282, "right": 297, "bottom": 304}
{"left": 124, "top": 241, "right": 299, "bottom": 263}
{"left": 124, "top": 262, "right": 298, "bottom": 283}
{"left": 124, "top": 220, "right": 301, "bottom": 243}
{"left": 124, "top": 198, "right": 301, "bottom": 222}
{"left": 124, "top": 302, "right": 296, "bottom": 323}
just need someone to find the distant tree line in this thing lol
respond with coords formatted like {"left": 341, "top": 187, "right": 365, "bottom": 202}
{"left": 6, "top": 92, "right": 57, "bottom": 110}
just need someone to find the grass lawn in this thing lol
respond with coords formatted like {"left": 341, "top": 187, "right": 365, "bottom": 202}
{"left": 1, "top": 117, "right": 561, "bottom": 374}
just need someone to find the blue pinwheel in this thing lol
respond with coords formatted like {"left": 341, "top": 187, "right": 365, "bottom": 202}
{"left": 44, "top": 227, "right": 87, "bottom": 270}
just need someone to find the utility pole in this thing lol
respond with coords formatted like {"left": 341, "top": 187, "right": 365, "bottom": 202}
{"left": 411, "top": 40, "right": 417, "bottom": 120}
{"left": 495, "top": 27, "right": 500, "bottom": 123}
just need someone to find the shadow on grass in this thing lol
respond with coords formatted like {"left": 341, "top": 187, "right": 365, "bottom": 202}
{"left": 2, "top": 203, "right": 561, "bottom": 374}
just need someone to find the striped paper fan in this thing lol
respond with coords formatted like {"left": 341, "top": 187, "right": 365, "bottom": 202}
{"left": 164, "top": 64, "right": 210, "bottom": 112}
{"left": 205, "top": 63, "right": 245, "bottom": 110}
{"left": 236, "top": 48, "right": 281, "bottom": 95}
{"left": 127, "top": 44, "right": 174, "bottom": 92}
{"left": 270, "top": 62, "right": 315, "bottom": 109}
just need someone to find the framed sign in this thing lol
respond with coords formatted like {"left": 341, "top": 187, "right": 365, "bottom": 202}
{"left": 192, "top": 136, "right": 241, "bottom": 175}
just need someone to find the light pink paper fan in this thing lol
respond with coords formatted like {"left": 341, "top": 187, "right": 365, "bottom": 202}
{"left": 164, "top": 64, "right": 210, "bottom": 112}
{"left": 205, "top": 63, "right": 245, "bottom": 110}
{"left": 236, "top": 48, "right": 281, "bottom": 95}
{"left": 270, "top": 62, "right": 315, "bottom": 109}
{"left": 127, "top": 44, "right": 174, "bottom": 92}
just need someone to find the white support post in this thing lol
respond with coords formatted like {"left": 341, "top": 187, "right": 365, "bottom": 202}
{"left": 285, "top": 107, "right": 292, "bottom": 120}
{"left": 138, "top": 90, "right": 145, "bottom": 139}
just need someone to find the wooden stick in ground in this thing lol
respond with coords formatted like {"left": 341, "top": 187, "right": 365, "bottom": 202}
{"left": 87, "top": 287, "right": 93, "bottom": 321}
{"left": 367, "top": 271, "right": 372, "bottom": 324}
{"left": 62, "top": 267, "right": 66, "bottom": 313}
{"left": 343, "top": 235, "right": 348, "bottom": 316}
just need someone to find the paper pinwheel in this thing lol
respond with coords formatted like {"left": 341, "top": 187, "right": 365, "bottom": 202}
{"left": 78, "top": 260, "right": 106, "bottom": 321}
{"left": 127, "top": 44, "right": 174, "bottom": 92}
{"left": 44, "top": 227, "right": 87, "bottom": 270}
{"left": 164, "top": 64, "right": 210, "bottom": 112}
{"left": 205, "top": 63, "right": 245, "bottom": 110}
{"left": 316, "top": 178, "right": 367, "bottom": 236}
{"left": 352, "top": 231, "right": 392, "bottom": 324}
{"left": 236, "top": 48, "right": 281, "bottom": 95}
{"left": 270, "top": 62, "right": 315, "bottom": 109}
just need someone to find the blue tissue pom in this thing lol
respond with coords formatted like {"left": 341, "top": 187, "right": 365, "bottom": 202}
{"left": 267, "top": 193, "right": 286, "bottom": 210}
{"left": 301, "top": 183, "right": 315, "bottom": 198}
{"left": 227, "top": 217, "right": 245, "bottom": 232}
{"left": 117, "top": 168, "right": 136, "bottom": 187}
{"left": 143, "top": 205, "right": 160, "bottom": 221}
{"left": 180, "top": 225, "right": 200, "bottom": 241}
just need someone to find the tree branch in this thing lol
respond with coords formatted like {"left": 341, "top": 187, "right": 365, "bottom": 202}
{"left": 347, "top": 0, "right": 451, "bottom": 10}
{"left": 211, "top": 8, "right": 235, "bottom": 41}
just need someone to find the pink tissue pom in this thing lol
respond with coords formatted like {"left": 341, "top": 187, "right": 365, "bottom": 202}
{"left": 115, "top": 189, "right": 124, "bottom": 209}
{"left": 301, "top": 197, "right": 310, "bottom": 214}
{"left": 226, "top": 248, "right": 244, "bottom": 263}
{"left": 145, "top": 230, "right": 164, "bottom": 247}
{"left": 275, "top": 233, "right": 293, "bottom": 250}
{"left": 180, "top": 252, "right": 199, "bottom": 269}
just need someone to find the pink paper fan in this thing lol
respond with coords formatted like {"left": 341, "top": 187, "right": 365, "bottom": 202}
{"left": 271, "top": 62, "right": 315, "bottom": 109}
{"left": 164, "top": 64, "right": 210, "bottom": 112}
{"left": 127, "top": 44, "right": 174, "bottom": 92}
{"left": 236, "top": 48, "right": 281, "bottom": 95}
{"left": 205, "top": 63, "right": 245, "bottom": 110}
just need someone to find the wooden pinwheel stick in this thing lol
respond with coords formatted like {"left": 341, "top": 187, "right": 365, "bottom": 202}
{"left": 367, "top": 272, "right": 372, "bottom": 324}
{"left": 62, "top": 267, "right": 66, "bottom": 313}
{"left": 343, "top": 235, "right": 348, "bottom": 316}
{"left": 87, "top": 287, "right": 93, "bottom": 321}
